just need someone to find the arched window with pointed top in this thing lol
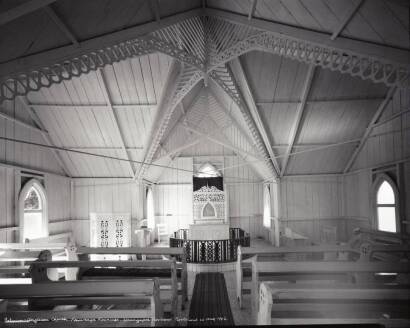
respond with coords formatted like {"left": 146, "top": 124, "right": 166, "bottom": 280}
{"left": 19, "top": 179, "right": 48, "bottom": 242}
{"left": 374, "top": 175, "right": 399, "bottom": 233}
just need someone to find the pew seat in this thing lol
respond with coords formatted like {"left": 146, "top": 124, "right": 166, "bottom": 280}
{"left": 29, "top": 259, "right": 179, "bottom": 318}
{"left": 0, "top": 279, "right": 163, "bottom": 327}
{"left": 257, "top": 282, "right": 410, "bottom": 327}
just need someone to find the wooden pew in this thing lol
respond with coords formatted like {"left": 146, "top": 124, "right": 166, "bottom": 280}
{"left": 358, "top": 242, "right": 410, "bottom": 262}
{"left": 236, "top": 244, "right": 360, "bottom": 308}
{"left": 279, "top": 227, "right": 310, "bottom": 247}
{"left": 0, "top": 233, "right": 76, "bottom": 281}
{"left": 257, "top": 282, "right": 410, "bottom": 327}
{"left": 350, "top": 228, "right": 410, "bottom": 249}
{"left": 29, "top": 258, "right": 179, "bottom": 318}
{"left": 0, "top": 279, "right": 163, "bottom": 327}
{"left": 250, "top": 259, "right": 410, "bottom": 315}
{"left": 76, "top": 246, "right": 188, "bottom": 305}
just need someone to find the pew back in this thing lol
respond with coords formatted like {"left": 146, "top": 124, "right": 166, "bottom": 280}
{"left": 251, "top": 258, "right": 410, "bottom": 314}
{"left": 29, "top": 258, "right": 179, "bottom": 317}
{"left": 0, "top": 279, "right": 163, "bottom": 327}
{"left": 258, "top": 282, "right": 410, "bottom": 327}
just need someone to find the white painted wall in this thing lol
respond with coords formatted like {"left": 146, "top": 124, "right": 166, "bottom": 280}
{"left": 278, "top": 176, "right": 345, "bottom": 243}
{"left": 153, "top": 156, "right": 265, "bottom": 239}
{"left": 0, "top": 166, "right": 71, "bottom": 243}
{"left": 342, "top": 88, "right": 410, "bottom": 236}
{"left": 70, "top": 178, "right": 144, "bottom": 246}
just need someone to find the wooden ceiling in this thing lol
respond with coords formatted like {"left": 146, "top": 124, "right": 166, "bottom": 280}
{"left": 0, "top": 0, "right": 408, "bottom": 181}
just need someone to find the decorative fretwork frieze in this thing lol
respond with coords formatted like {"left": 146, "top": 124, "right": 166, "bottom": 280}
{"left": 209, "top": 65, "right": 277, "bottom": 178}
{"left": 136, "top": 65, "right": 203, "bottom": 180}
{"left": 1, "top": 13, "right": 408, "bottom": 104}
{"left": 252, "top": 32, "right": 409, "bottom": 89}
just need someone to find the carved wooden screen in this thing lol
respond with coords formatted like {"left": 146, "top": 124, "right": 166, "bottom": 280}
{"left": 90, "top": 213, "right": 131, "bottom": 248}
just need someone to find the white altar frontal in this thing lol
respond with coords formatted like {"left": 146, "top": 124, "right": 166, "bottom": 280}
{"left": 189, "top": 223, "right": 230, "bottom": 240}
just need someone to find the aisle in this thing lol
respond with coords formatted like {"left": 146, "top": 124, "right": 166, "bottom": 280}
{"left": 188, "top": 272, "right": 234, "bottom": 326}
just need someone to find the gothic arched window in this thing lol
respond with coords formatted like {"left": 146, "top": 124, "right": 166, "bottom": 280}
{"left": 19, "top": 179, "right": 48, "bottom": 242}
{"left": 374, "top": 176, "right": 398, "bottom": 233}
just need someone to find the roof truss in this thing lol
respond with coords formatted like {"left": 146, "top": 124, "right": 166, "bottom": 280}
{"left": 1, "top": 8, "right": 408, "bottom": 104}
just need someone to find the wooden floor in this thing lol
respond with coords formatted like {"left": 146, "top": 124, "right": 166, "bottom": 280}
{"left": 188, "top": 272, "right": 234, "bottom": 326}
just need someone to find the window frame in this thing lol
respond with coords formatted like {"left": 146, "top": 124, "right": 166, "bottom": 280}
{"left": 18, "top": 179, "right": 48, "bottom": 242}
{"left": 372, "top": 173, "right": 400, "bottom": 233}
{"left": 263, "top": 184, "right": 271, "bottom": 228}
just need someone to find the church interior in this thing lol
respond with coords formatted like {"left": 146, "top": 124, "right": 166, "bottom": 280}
{"left": 0, "top": 0, "right": 409, "bottom": 326}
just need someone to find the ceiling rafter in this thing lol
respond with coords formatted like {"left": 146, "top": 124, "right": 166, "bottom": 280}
{"left": 1, "top": 8, "right": 409, "bottom": 105}
{"left": 209, "top": 84, "right": 255, "bottom": 148}
{"left": 209, "top": 64, "right": 278, "bottom": 179}
{"left": 0, "top": 9, "right": 203, "bottom": 104}
{"left": 248, "top": 0, "right": 257, "bottom": 20}
{"left": 181, "top": 122, "right": 263, "bottom": 162}
{"left": 205, "top": 9, "right": 409, "bottom": 89}
{"left": 157, "top": 85, "right": 204, "bottom": 151}
{"left": 229, "top": 57, "right": 281, "bottom": 176}
{"left": 280, "top": 64, "right": 316, "bottom": 177}
{"left": 343, "top": 86, "right": 397, "bottom": 173}
{"left": 135, "top": 61, "right": 203, "bottom": 181}
{"left": 0, "top": 109, "right": 46, "bottom": 134}
{"left": 67, "top": 147, "right": 143, "bottom": 151}
{"left": 148, "top": 0, "right": 161, "bottom": 22}
{"left": 18, "top": 97, "right": 72, "bottom": 177}
{"left": 96, "top": 69, "right": 135, "bottom": 177}
{"left": 28, "top": 103, "right": 157, "bottom": 111}
{"left": 331, "top": 0, "right": 364, "bottom": 40}
{"left": 43, "top": 5, "right": 79, "bottom": 47}
{"left": 256, "top": 97, "right": 386, "bottom": 106}
{"left": 0, "top": 0, "right": 57, "bottom": 26}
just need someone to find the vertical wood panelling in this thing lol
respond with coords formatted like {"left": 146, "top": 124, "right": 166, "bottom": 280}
{"left": 343, "top": 88, "right": 410, "bottom": 238}
{"left": 279, "top": 176, "right": 345, "bottom": 243}
{"left": 0, "top": 168, "right": 71, "bottom": 243}
{"left": 352, "top": 89, "right": 410, "bottom": 171}
{"left": 71, "top": 179, "right": 144, "bottom": 246}
{"left": 0, "top": 166, "right": 15, "bottom": 242}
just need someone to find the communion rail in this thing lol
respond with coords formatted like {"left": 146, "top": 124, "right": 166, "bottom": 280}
{"left": 170, "top": 228, "right": 250, "bottom": 263}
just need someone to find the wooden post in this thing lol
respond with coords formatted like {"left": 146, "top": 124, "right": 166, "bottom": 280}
{"left": 170, "top": 258, "right": 178, "bottom": 319}
{"left": 251, "top": 255, "right": 259, "bottom": 320}
{"left": 151, "top": 278, "right": 163, "bottom": 327}
{"left": 236, "top": 245, "right": 243, "bottom": 308}
{"left": 181, "top": 251, "right": 188, "bottom": 303}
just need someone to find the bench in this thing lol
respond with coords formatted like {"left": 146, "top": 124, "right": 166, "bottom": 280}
{"left": 251, "top": 259, "right": 410, "bottom": 315}
{"left": 236, "top": 244, "right": 360, "bottom": 308}
{"left": 257, "top": 282, "right": 410, "bottom": 327}
{"left": 76, "top": 246, "right": 188, "bottom": 305}
{"left": 0, "top": 278, "right": 163, "bottom": 327}
{"left": 29, "top": 258, "right": 179, "bottom": 318}
{"left": 0, "top": 233, "right": 76, "bottom": 281}
{"left": 350, "top": 228, "right": 410, "bottom": 249}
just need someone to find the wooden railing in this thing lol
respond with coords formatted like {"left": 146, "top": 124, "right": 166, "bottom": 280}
{"left": 169, "top": 228, "right": 250, "bottom": 263}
